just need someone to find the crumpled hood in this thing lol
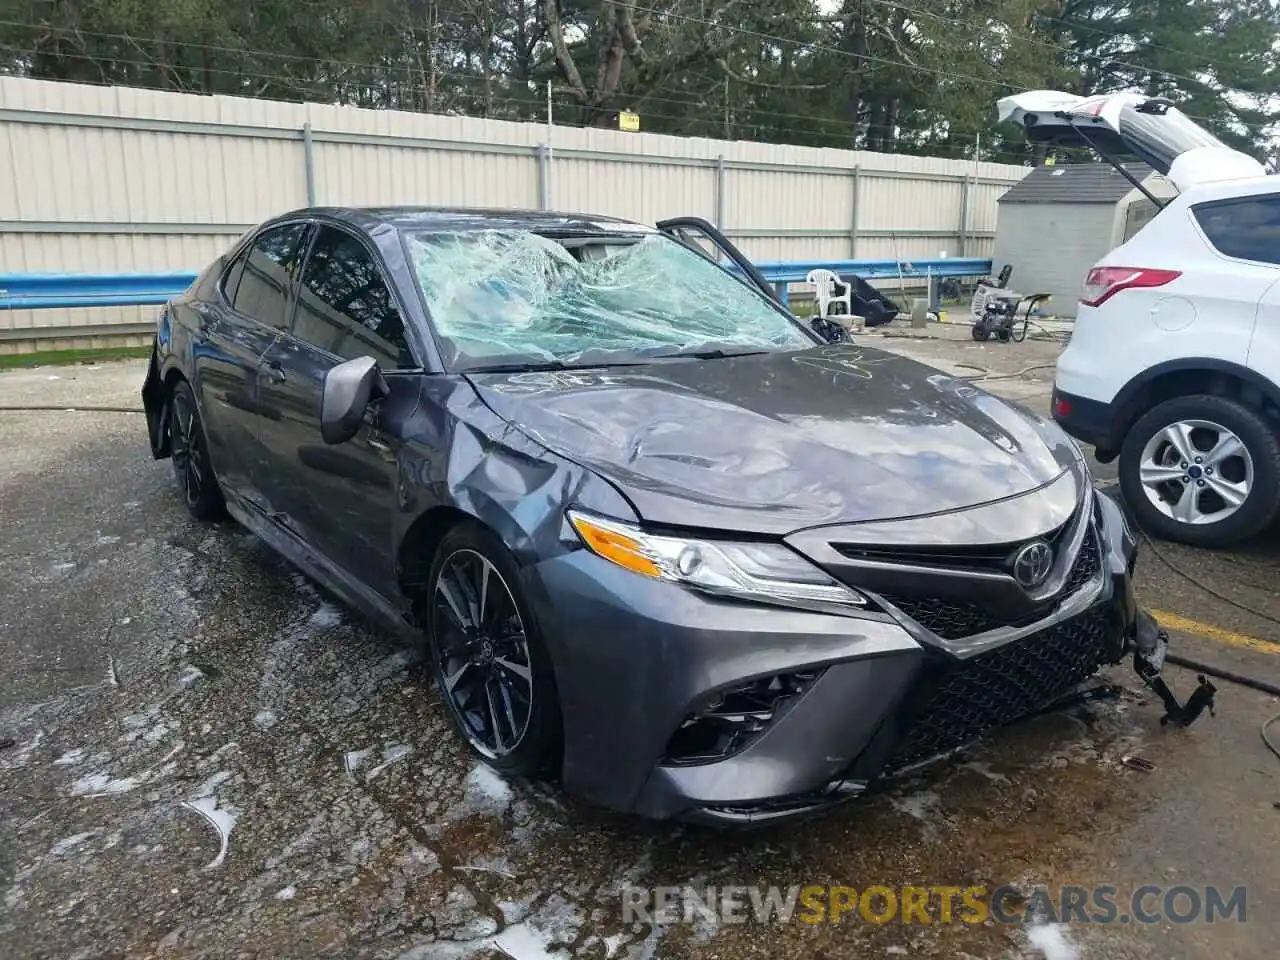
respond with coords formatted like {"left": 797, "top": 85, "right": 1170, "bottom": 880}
{"left": 466, "top": 345, "right": 1079, "bottom": 536}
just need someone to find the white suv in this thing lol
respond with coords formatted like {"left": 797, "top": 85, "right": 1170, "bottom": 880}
{"left": 1001, "top": 91, "right": 1280, "bottom": 547}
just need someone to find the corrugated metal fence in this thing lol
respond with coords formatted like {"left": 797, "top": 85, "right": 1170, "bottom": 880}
{"left": 0, "top": 76, "right": 1029, "bottom": 352}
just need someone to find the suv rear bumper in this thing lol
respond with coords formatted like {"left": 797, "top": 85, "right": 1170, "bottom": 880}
{"left": 1052, "top": 386, "right": 1118, "bottom": 459}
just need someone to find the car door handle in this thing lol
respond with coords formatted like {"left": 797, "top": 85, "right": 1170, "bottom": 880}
{"left": 261, "top": 361, "right": 286, "bottom": 384}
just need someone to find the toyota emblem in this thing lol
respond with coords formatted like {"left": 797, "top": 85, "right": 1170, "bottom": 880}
{"left": 1012, "top": 540, "right": 1054, "bottom": 588}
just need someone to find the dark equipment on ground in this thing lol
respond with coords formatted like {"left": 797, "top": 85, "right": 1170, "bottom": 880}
{"left": 972, "top": 291, "right": 1053, "bottom": 343}
{"left": 819, "top": 273, "right": 902, "bottom": 327}
{"left": 1130, "top": 609, "right": 1218, "bottom": 727}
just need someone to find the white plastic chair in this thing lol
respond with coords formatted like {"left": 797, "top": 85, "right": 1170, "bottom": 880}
{"left": 806, "top": 268, "right": 853, "bottom": 317}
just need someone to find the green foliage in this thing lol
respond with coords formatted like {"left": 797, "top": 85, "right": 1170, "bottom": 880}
{"left": 0, "top": 0, "right": 1274, "bottom": 159}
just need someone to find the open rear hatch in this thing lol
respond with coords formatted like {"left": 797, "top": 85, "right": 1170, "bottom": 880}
{"left": 997, "top": 90, "right": 1265, "bottom": 192}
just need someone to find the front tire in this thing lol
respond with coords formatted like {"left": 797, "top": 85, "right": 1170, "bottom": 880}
{"left": 1118, "top": 394, "right": 1280, "bottom": 547}
{"left": 168, "top": 380, "right": 225, "bottom": 522}
{"left": 424, "top": 523, "right": 562, "bottom": 777}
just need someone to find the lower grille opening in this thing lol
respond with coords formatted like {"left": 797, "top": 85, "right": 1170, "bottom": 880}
{"left": 662, "top": 671, "right": 821, "bottom": 765}
{"left": 883, "top": 607, "right": 1120, "bottom": 774}
{"left": 879, "top": 528, "right": 1102, "bottom": 640}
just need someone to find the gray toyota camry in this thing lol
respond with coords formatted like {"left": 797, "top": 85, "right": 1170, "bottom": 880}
{"left": 142, "top": 206, "right": 1141, "bottom": 824}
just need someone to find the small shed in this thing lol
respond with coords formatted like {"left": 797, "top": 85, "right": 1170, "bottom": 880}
{"left": 992, "top": 162, "right": 1177, "bottom": 318}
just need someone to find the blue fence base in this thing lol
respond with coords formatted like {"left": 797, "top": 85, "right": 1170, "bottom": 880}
{"left": 0, "top": 257, "right": 991, "bottom": 311}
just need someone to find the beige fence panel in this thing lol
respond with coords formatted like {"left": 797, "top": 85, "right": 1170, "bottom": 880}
{"left": 0, "top": 76, "right": 1029, "bottom": 352}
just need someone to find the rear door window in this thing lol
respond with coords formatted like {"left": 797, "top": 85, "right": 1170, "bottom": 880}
{"left": 221, "top": 248, "right": 250, "bottom": 304}
{"left": 292, "top": 225, "right": 415, "bottom": 369}
{"left": 231, "top": 222, "right": 310, "bottom": 329}
{"left": 1192, "top": 195, "right": 1280, "bottom": 266}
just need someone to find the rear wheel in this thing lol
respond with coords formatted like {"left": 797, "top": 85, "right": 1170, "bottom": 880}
{"left": 424, "top": 523, "right": 562, "bottom": 776}
{"left": 168, "top": 380, "right": 225, "bottom": 522}
{"left": 1118, "top": 394, "right": 1280, "bottom": 547}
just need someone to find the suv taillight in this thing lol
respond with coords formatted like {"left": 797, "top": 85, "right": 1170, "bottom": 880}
{"left": 1080, "top": 266, "right": 1181, "bottom": 307}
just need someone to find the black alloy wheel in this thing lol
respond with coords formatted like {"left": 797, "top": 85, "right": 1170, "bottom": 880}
{"left": 426, "top": 524, "right": 561, "bottom": 775}
{"left": 168, "top": 380, "right": 225, "bottom": 521}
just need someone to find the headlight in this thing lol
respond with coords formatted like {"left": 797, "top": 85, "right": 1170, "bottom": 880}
{"left": 567, "top": 510, "right": 867, "bottom": 615}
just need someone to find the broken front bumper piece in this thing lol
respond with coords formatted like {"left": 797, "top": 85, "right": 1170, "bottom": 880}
{"left": 1131, "top": 609, "right": 1217, "bottom": 727}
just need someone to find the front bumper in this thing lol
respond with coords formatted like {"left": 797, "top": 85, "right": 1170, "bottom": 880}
{"left": 527, "top": 488, "right": 1138, "bottom": 825}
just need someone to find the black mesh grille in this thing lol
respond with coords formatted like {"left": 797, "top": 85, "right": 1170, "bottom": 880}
{"left": 878, "top": 527, "right": 1103, "bottom": 640}
{"left": 1062, "top": 529, "right": 1101, "bottom": 597}
{"left": 883, "top": 607, "right": 1119, "bottom": 773}
{"left": 877, "top": 594, "right": 1008, "bottom": 639}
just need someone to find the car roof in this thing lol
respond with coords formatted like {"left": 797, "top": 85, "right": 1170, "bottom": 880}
{"left": 279, "top": 205, "right": 657, "bottom": 235}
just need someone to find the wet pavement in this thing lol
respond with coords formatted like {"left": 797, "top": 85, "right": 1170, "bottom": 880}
{"left": 2, "top": 341, "right": 1279, "bottom": 960}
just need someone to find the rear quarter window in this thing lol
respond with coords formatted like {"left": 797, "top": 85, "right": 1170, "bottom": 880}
{"left": 1192, "top": 195, "right": 1280, "bottom": 265}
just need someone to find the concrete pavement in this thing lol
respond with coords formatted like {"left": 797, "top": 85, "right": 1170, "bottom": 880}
{"left": 1, "top": 347, "right": 1277, "bottom": 960}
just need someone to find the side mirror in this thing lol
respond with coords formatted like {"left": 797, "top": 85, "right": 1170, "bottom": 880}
{"left": 321, "top": 356, "right": 388, "bottom": 445}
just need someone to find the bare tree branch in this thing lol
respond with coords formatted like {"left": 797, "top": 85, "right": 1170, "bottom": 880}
{"left": 716, "top": 57, "right": 827, "bottom": 90}
{"left": 541, "top": 0, "right": 588, "bottom": 101}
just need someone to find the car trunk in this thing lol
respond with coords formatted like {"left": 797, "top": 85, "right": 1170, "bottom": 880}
{"left": 997, "top": 90, "right": 1266, "bottom": 193}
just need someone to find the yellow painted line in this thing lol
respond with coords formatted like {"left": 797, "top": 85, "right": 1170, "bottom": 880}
{"left": 1149, "top": 609, "right": 1280, "bottom": 656}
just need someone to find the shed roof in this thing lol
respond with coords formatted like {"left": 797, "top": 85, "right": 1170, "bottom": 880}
{"left": 998, "top": 162, "right": 1155, "bottom": 205}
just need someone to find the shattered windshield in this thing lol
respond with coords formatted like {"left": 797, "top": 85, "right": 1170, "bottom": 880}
{"left": 403, "top": 229, "right": 816, "bottom": 369}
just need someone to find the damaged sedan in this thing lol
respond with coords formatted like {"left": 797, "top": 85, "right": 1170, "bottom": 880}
{"left": 142, "top": 207, "right": 1143, "bottom": 824}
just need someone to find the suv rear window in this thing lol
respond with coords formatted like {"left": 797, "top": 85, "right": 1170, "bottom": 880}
{"left": 1192, "top": 195, "right": 1280, "bottom": 265}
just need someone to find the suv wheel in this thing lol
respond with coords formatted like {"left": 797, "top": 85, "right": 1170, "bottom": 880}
{"left": 1118, "top": 394, "right": 1280, "bottom": 547}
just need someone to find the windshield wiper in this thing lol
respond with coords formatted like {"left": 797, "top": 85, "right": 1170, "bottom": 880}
{"left": 463, "top": 345, "right": 772, "bottom": 373}
{"left": 647, "top": 346, "right": 772, "bottom": 361}
{"left": 463, "top": 358, "right": 652, "bottom": 374}
{"left": 464, "top": 360, "right": 570, "bottom": 373}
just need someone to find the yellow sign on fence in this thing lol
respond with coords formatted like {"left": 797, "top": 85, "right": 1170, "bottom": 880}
{"left": 618, "top": 110, "right": 640, "bottom": 132}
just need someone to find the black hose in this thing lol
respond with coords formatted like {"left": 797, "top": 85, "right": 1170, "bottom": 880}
{"left": 1163, "top": 652, "right": 1280, "bottom": 697}
{"left": 1138, "top": 528, "right": 1280, "bottom": 629}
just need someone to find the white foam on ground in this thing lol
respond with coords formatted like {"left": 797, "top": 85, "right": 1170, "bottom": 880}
{"left": 53, "top": 748, "right": 85, "bottom": 766}
{"left": 960, "top": 761, "right": 1010, "bottom": 784}
{"left": 182, "top": 795, "right": 240, "bottom": 870}
{"left": 889, "top": 789, "right": 940, "bottom": 820}
{"left": 71, "top": 772, "right": 142, "bottom": 797}
{"left": 49, "top": 831, "right": 96, "bottom": 856}
{"left": 1027, "top": 922, "right": 1080, "bottom": 960}
{"left": 308, "top": 603, "right": 343, "bottom": 628}
{"left": 343, "top": 748, "right": 372, "bottom": 779}
{"left": 193, "top": 770, "right": 234, "bottom": 798}
{"left": 274, "top": 885, "right": 296, "bottom": 901}
{"left": 602, "top": 933, "right": 630, "bottom": 958}
{"left": 364, "top": 745, "right": 414, "bottom": 780}
{"left": 463, "top": 763, "right": 512, "bottom": 813}
{"left": 490, "top": 921, "right": 574, "bottom": 959}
